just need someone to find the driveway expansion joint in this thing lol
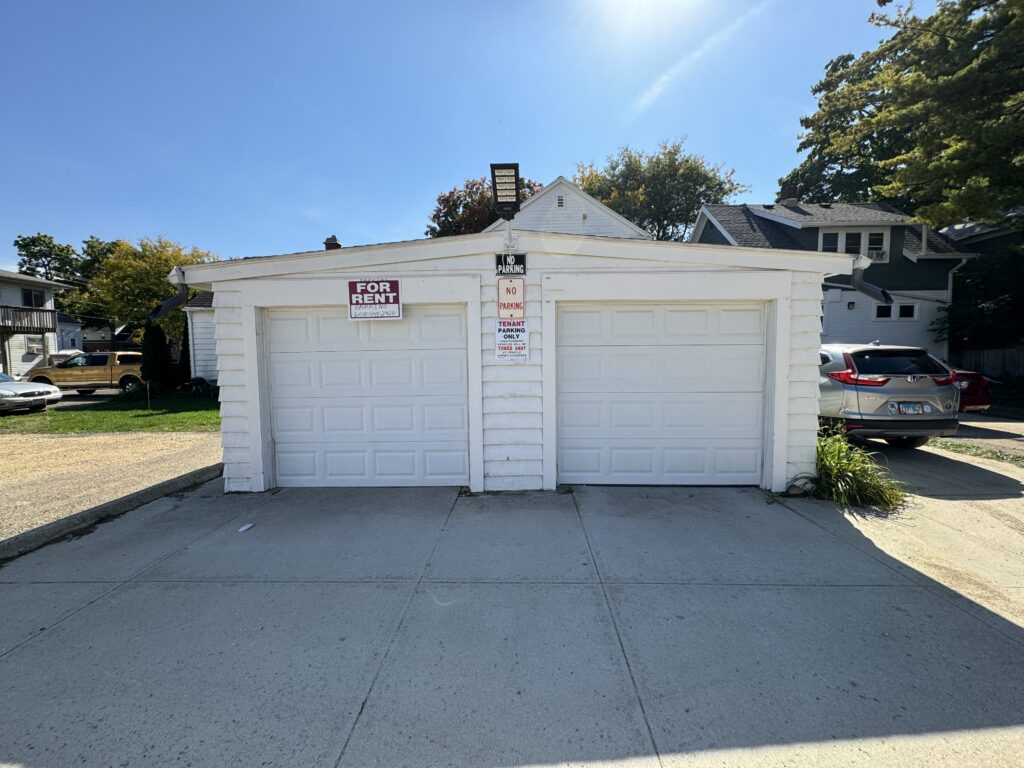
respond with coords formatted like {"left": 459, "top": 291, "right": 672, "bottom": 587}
{"left": 571, "top": 489, "right": 665, "bottom": 768}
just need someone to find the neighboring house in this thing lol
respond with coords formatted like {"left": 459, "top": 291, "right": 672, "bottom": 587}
{"left": 184, "top": 291, "right": 217, "bottom": 382}
{"left": 691, "top": 196, "right": 975, "bottom": 359}
{"left": 0, "top": 268, "right": 61, "bottom": 377}
{"left": 481, "top": 176, "right": 653, "bottom": 239}
{"left": 57, "top": 312, "right": 83, "bottom": 351}
{"left": 171, "top": 177, "right": 849, "bottom": 495}
{"left": 81, "top": 323, "right": 139, "bottom": 352}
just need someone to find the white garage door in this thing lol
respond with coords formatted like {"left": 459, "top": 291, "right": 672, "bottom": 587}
{"left": 268, "top": 306, "right": 469, "bottom": 486}
{"left": 557, "top": 302, "right": 765, "bottom": 485}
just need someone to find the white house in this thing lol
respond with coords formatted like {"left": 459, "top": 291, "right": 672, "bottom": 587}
{"left": 172, "top": 178, "right": 849, "bottom": 494}
{"left": 0, "top": 268, "right": 62, "bottom": 377}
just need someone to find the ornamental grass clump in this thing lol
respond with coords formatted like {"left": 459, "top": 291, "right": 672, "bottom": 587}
{"left": 796, "top": 428, "right": 907, "bottom": 512}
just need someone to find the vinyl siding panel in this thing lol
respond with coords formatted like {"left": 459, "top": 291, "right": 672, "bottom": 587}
{"left": 822, "top": 288, "right": 949, "bottom": 357}
{"left": 786, "top": 273, "right": 823, "bottom": 483}
{"left": 186, "top": 309, "right": 217, "bottom": 381}
{"left": 213, "top": 291, "right": 249, "bottom": 491}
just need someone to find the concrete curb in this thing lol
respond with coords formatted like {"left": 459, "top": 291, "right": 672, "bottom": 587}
{"left": 0, "top": 463, "right": 224, "bottom": 563}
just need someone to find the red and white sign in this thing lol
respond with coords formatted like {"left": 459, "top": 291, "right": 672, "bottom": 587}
{"left": 498, "top": 277, "right": 525, "bottom": 319}
{"left": 348, "top": 279, "right": 402, "bottom": 320}
{"left": 496, "top": 319, "right": 528, "bottom": 362}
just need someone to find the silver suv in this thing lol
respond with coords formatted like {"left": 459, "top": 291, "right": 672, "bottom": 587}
{"left": 818, "top": 343, "right": 959, "bottom": 448}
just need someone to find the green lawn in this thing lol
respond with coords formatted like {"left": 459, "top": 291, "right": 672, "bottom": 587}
{"left": 0, "top": 395, "right": 221, "bottom": 434}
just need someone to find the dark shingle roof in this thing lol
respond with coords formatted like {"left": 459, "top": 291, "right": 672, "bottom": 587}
{"left": 185, "top": 290, "right": 214, "bottom": 308}
{"left": 903, "top": 225, "right": 973, "bottom": 256}
{"left": 703, "top": 205, "right": 804, "bottom": 249}
{"left": 747, "top": 201, "right": 909, "bottom": 226}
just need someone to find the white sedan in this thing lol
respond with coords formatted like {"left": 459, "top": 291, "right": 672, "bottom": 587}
{"left": 0, "top": 373, "right": 62, "bottom": 413}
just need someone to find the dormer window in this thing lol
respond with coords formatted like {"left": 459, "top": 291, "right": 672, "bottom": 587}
{"left": 819, "top": 229, "right": 889, "bottom": 262}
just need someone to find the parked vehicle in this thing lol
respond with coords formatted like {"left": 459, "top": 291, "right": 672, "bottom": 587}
{"left": 819, "top": 343, "right": 959, "bottom": 448}
{"left": 953, "top": 369, "right": 992, "bottom": 413}
{"left": 29, "top": 351, "right": 144, "bottom": 394}
{"left": 0, "top": 372, "right": 61, "bottom": 413}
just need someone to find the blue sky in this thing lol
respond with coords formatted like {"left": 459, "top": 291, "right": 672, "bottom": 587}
{"left": 0, "top": 0, "right": 933, "bottom": 271}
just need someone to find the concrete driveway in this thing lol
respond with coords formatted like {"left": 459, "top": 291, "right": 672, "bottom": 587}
{"left": 1, "top": 471, "right": 1023, "bottom": 766}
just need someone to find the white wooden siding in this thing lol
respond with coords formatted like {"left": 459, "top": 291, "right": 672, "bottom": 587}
{"left": 787, "top": 274, "right": 824, "bottom": 484}
{"left": 186, "top": 309, "right": 217, "bottom": 381}
{"left": 213, "top": 290, "right": 245, "bottom": 491}
{"left": 822, "top": 288, "right": 949, "bottom": 358}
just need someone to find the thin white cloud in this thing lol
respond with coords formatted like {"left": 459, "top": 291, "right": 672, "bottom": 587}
{"left": 632, "top": 0, "right": 770, "bottom": 114}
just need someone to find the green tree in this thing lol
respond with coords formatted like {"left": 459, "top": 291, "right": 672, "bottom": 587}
{"left": 780, "top": 0, "right": 1024, "bottom": 228}
{"left": 140, "top": 322, "right": 174, "bottom": 388}
{"left": 426, "top": 177, "right": 544, "bottom": 237}
{"left": 79, "top": 236, "right": 118, "bottom": 281}
{"left": 574, "top": 140, "right": 746, "bottom": 241}
{"left": 81, "top": 237, "right": 215, "bottom": 340}
{"left": 14, "top": 233, "right": 79, "bottom": 282}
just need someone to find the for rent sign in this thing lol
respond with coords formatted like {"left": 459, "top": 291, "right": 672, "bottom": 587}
{"left": 348, "top": 280, "right": 402, "bottom": 320}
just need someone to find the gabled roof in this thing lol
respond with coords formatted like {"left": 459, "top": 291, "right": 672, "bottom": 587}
{"left": 482, "top": 177, "right": 652, "bottom": 240}
{"left": 0, "top": 268, "right": 65, "bottom": 289}
{"left": 172, "top": 229, "right": 851, "bottom": 290}
{"left": 701, "top": 205, "right": 803, "bottom": 249}
{"left": 747, "top": 201, "right": 909, "bottom": 228}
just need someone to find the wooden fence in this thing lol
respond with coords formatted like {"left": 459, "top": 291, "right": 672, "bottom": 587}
{"left": 953, "top": 348, "right": 1024, "bottom": 378}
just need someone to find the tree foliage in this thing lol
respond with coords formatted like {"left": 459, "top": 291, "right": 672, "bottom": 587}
{"left": 780, "top": 0, "right": 1024, "bottom": 228}
{"left": 574, "top": 140, "right": 746, "bottom": 241}
{"left": 140, "top": 322, "right": 174, "bottom": 387}
{"left": 14, "top": 234, "right": 79, "bottom": 282}
{"left": 66, "top": 238, "right": 214, "bottom": 340}
{"left": 425, "top": 177, "right": 544, "bottom": 237}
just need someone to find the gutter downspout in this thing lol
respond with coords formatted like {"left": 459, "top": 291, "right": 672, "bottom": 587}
{"left": 148, "top": 266, "right": 188, "bottom": 322}
{"left": 850, "top": 255, "right": 892, "bottom": 305}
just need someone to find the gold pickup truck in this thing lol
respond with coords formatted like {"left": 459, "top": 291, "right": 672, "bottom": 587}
{"left": 29, "top": 351, "right": 144, "bottom": 395}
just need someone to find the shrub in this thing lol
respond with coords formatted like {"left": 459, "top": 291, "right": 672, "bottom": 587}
{"left": 793, "top": 428, "right": 907, "bottom": 511}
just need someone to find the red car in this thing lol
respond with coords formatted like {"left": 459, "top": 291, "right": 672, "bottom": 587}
{"left": 954, "top": 369, "right": 992, "bottom": 412}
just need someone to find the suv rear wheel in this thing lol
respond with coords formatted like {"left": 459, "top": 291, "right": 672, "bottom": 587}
{"left": 31, "top": 377, "right": 52, "bottom": 386}
{"left": 885, "top": 437, "right": 929, "bottom": 449}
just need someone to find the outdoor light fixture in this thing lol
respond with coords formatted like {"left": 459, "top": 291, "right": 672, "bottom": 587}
{"left": 490, "top": 163, "right": 521, "bottom": 221}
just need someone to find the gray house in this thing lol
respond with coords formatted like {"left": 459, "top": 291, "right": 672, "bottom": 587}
{"left": 691, "top": 197, "right": 975, "bottom": 358}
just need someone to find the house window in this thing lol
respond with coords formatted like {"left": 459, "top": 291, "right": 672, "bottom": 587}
{"left": 22, "top": 289, "right": 45, "bottom": 308}
{"left": 820, "top": 230, "right": 889, "bottom": 262}
{"left": 875, "top": 303, "right": 917, "bottom": 320}
{"left": 25, "top": 335, "right": 43, "bottom": 354}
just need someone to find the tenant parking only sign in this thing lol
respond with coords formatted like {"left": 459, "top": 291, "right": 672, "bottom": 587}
{"left": 348, "top": 279, "right": 402, "bottom": 320}
{"left": 496, "top": 319, "right": 528, "bottom": 362}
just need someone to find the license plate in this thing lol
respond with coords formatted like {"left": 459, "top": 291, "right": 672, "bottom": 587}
{"left": 898, "top": 402, "right": 923, "bottom": 415}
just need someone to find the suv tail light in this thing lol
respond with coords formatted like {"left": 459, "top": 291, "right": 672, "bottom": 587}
{"left": 827, "top": 352, "right": 890, "bottom": 387}
{"left": 933, "top": 371, "right": 958, "bottom": 386}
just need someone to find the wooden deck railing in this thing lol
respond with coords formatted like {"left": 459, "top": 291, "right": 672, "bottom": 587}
{"left": 0, "top": 306, "right": 58, "bottom": 334}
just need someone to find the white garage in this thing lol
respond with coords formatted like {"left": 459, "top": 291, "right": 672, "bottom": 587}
{"left": 557, "top": 302, "right": 765, "bottom": 485}
{"left": 171, "top": 177, "right": 849, "bottom": 494}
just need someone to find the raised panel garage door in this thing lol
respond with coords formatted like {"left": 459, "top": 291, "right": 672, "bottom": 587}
{"left": 268, "top": 306, "right": 469, "bottom": 486}
{"left": 557, "top": 303, "right": 765, "bottom": 485}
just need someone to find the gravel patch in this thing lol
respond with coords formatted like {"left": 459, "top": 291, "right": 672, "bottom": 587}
{"left": 0, "top": 433, "right": 222, "bottom": 541}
